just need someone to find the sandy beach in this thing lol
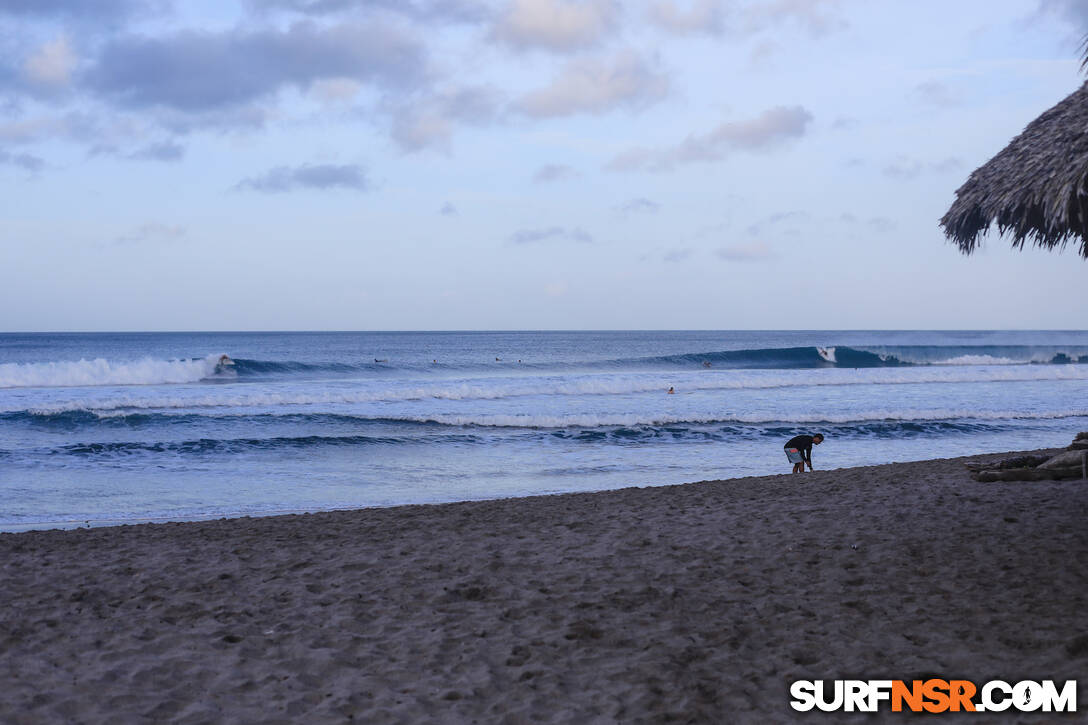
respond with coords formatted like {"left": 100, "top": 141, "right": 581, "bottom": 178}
{"left": 2, "top": 449, "right": 1086, "bottom": 723}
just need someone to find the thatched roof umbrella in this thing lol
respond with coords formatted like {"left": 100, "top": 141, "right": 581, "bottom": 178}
{"left": 940, "top": 80, "right": 1088, "bottom": 259}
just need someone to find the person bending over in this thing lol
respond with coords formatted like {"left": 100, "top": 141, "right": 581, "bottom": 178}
{"left": 784, "top": 433, "right": 824, "bottom": 473}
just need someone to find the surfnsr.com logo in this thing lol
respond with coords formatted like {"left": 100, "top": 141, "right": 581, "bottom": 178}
{"left": 790, "top": 679, "right": 1077, "bottom": 713}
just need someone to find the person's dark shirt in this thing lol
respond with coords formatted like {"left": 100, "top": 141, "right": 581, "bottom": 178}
{"left": 784, "top": 434, "right": 815, "bottom": 465}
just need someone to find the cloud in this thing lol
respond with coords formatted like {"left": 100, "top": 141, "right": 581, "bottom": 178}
{"left": 22, "top": 36, "right": 77, "bottom": 90}
{"left": 0, "top": 148, "right": 45, "bottom": 172}
{"left": 248, "top": 0, "right": 493, "bottom": 24}
{"left": 533, "top": 163, "right": 578, "bottom": 182}
{"left": 0, "top": 113, "right": 113, "bottom": 152}
{"left": 838, "top": 213, "right": 897, "bottom": 232}
{"left": 932, "top": 157, "right": 962, "bottom": 173}
{"left": 692, "top": 220, "right": 730, "bottom": 239}
{"left": 308, "top": 78, "right": 363, "bottom": 104}
{"left": 740, "top": 0, "right": 846, "bottom": 37}
{"left": 433, "top": 86, "right": 501, "bottom": 124}
{"left": 0, "top": 0, "right": 147, "bottom": 20}
{"left": 606, "top": 105, "right": 812, "bottom": 172}
{"left": 390, "top": 110, "right": 452, "bottom": 152}
{"left": 236, "top": 163, "right": 369, "bottom": 192}
{"left": 1037, "top": 0, "right": 1088, "bottom": 33}
{"left": 516, "top": 50, "right": 669, "bottom": 118}
{"left": 746, "top": 210, "right": 807, "bottom": 236}
{"left": 388, "top": 85, "right": 502, "bottom": 152}
{"left": 129, "top": 140, "right": 185, "bottom": 162}
{"left": 650, "top": 0, "right": 845, "bottom": 39}
{"left": 867, "top": 216, "right": 896, "bottom": 232}
{"left": 86, "top": 138, "right": 187, "bottom": 162}
{"left": 882, "top": 156, "right": 962, "bottom": 179}
{"left": 0, "top": 117, "right": 65, "bottom": 144}
{"left": 618, "top": 197, "right": 660, "bottom": 214}
{"left": 508, "top": 226, "right": 592, "bottom": 244}
{"left": 705, "top": 106, "right": 812, "bottom": 148}
{"left": 716, "top": 240, "right": 773, "bottom": 261}
{"left": 85, "top": 22, "right": 428, "bottom": 114}
{"left": 493, "top": 0, "right": 619, "bottom": 52}
{"left": 648, "top": 0, "right": 724, "bottom": 36}
{"left": 114, "top": 222, "right": 186, "bottom": 245}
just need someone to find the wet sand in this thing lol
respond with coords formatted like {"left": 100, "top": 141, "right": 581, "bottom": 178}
{"left": 1, "top": 449, "right": 1086, "bottom": 723}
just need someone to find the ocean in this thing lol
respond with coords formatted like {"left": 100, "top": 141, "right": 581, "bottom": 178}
{"left": 2, "top": 330, "right": 1087, "bottom": 532}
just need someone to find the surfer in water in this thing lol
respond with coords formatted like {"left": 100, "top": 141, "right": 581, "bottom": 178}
{"left": 212, "top": 354, "right": 237, "bottom": 377}
{"left": 784, "top": 433, "right": 823, "bottom": 473}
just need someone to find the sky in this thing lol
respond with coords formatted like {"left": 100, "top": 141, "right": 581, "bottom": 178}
{"left": 2, "top": 0, "right": 1088, "bottom": 331}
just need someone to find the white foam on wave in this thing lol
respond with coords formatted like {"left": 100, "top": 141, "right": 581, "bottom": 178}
{"left": 933, "top": 355, "right": 1020, "bottom": 366}
{"left": 0, "top": 354, "right": 227, "bottom": 389}
{"left": 7, "top": 362, "right": 1088, "bottom": 415}
{"left": 21, "top": 404, "right": 1088, "bottom": 428}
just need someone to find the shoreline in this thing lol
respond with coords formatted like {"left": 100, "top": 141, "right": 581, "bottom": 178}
{"left": 3, "top": 444, "right": 1077, "bottom": 536}
{"left": 2, "top": 448, "right": 1085, "bottom": 722}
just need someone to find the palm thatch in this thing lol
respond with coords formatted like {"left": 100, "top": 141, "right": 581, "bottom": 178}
{"left": 940, "top": 81, "right": 1088, "bottom": 258}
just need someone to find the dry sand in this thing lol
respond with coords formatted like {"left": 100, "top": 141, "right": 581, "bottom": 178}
{"left": 2, "top": 449, "right": 1086, "bottom": 724}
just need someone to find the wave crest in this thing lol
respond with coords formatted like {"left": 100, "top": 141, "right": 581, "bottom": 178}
{"left": 0, "top": 354, "right": 228, "bottom": 389}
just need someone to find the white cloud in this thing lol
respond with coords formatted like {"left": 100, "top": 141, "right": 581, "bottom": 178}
{"left": 509, "top": 226, "right": 593, "bottom": 244}
{"left": 533, "top": 163, "right": 578, "bottom": 182}
{"left": 882, "top": 156, "right": 963, "bottom": 180}
{"left": 391, "top": 109, "right": 453, "bottom": 152}
{"left": 388, "top": 86, "right": 502, "bottom": 152}
{"left": 1038, "top": 0, "right": 1088, "bottom": 33}
{"left": 648, "top": 0, "right": 723, "bottom": 36}
{"left": 741, "top": 0, "right": 846, "bottom": 37}
{"left": 23, "top": 35, "right": 77, "bottom": 88}
{"left": 649, "top": 0, "right": 844, "bottom": 39}
{"left": 309, "top": 77, "right": 363, "bottom": 104}
{"left": 0, "top": 149, "right": 45, "bottom": 172}
{"left": 129, "top": 140, "right": 185, "bottom": 162}
{"left": 236, "top": 163, "right": 369, "bottom": 192}
{"left": 493, "top": 0, "right": 619, "bottom": 52}
{"left": 607, "top": 105, "right": 812, "bottom": 172}
{"left": 619, "top": 197, "right": 660, "bottom": 214}
{"left": 0, "top": 113, "right": 102, "bottom": 145}
{"left": 114, "top": 222, "right": 186, "bottom": 246}
{"left": 87, "top": 22, "right": 427, "bottom": 113}
{"left": 746, "top": 210, "right": 807, "bottom": 237}
{"left": 0, "top": 118, "right": 62, "bottom": 144}
{"left": 516, "top": 50, "right": 669, "bottom": 118}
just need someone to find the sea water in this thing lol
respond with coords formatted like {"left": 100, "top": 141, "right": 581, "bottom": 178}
{"left": 2, "top": 330, "right": 1087, "bottom": 531}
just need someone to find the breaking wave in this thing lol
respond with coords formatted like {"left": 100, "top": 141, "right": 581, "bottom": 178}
{"left": 4, "top": 344, "right": 1087, "bottom": 391}
{"left": 0, "top": 354, "right": 228, "bottom": 389}
{"left": 5, "top": 362, "right": 1087, "bottom": 417}
{"left": 625, "top": 345, "right": 1088, "bottom": 369}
